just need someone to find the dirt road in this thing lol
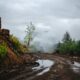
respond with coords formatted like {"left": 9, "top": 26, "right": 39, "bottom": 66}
{"left": 0, "top": 54, "right": 80, "bottom": 80}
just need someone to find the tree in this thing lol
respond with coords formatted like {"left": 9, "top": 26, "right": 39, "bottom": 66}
{"left": 55, "top": 31, "right": 80, "bottom": 56}
{"left": 62, "top": 32, "right": 72, "bottom": 43}
{"left": 55, "top": 42, "right": 61, "bottom": 53}
{"left": 76, "top": 40, "right": 80, "bottom": 55}
{"left": 24, "top": 22, "right": 35, "bottom": 47}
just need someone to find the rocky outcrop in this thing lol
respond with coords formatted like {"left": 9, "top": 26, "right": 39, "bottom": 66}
{"left": 0, "top": 17, "right": 10, "bottom": 37}
{"left": 0, "top": 29, "right": 10, "bottom": 37}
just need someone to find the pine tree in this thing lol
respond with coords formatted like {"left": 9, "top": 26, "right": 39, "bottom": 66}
{"left": 62, "top": 32, "right": 71, "bottom": 43}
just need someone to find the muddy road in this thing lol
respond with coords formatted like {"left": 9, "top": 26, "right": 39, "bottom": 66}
{"left": 0, "top": 54, "right": 80, "bottom": 80}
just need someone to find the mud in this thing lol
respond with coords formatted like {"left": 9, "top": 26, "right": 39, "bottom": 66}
{"left": 0, "top": 54, "right": 80, "bottom": 80}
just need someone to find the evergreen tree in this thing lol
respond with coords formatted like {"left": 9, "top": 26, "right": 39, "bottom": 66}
{"left": 62, "top": 32, "right": 72, "bottom": 42}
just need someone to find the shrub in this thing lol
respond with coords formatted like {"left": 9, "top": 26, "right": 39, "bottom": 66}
{"left": 57, "top": 41, "right": 77, "bottom": 55}
{"left": 10, "top": 35, "right": 20, "bottom": 50}
{"left": 0, "top": 43, "right": 7, "bottom": 61}
{"left": 10, "top": 35, "right": 28, "bottom": 54}
{"left": 19, "top": 45, "right": 28, "bottom": 53}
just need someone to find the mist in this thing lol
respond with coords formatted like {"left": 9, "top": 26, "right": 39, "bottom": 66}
{"left": 0, "top": 0, "right": 80, "bottom": 52}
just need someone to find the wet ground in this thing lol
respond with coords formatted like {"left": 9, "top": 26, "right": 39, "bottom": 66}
{"left": 0, "top": 54, "right": 80, "bottom": 80}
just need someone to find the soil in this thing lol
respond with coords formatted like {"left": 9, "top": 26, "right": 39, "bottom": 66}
{"left": 0, "top": 53, "right": 80, "bottom": 80}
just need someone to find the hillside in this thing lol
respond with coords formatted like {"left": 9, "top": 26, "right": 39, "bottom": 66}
{"left": 0, "top": 18, "right": 35, "bottom": 66}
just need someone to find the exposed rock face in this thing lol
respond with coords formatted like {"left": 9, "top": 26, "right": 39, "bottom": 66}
{"left": 0, "top": 29, "right": 10, "bottom": 37}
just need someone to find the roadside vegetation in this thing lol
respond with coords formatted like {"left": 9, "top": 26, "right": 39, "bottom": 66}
{"left": 0, "top": 42, "right": 7, "bottom": 62}
{"left": 55, "top": 32, "right": 80, "bottom": 56}
{"left": 10, "top": 35, "right": 28, "bottom": 54}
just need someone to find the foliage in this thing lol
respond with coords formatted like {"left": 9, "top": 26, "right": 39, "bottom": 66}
{"left": 24, "top": 22, "right": 35, "bottom": 47}
{"left": 10, "top": 35, "right": 21, "bottom": 50}
{"left": 10, "top": 35, "right": 28, "bottom": 54}
{"left": 75, "top": 40, "right": 80, "bottom": 55}
{"left": 0, "top": 43, "right": 7, "bottom": 60}
{"left": 19, "top": 44, "right": 28, "bottom": 53}
{"left": 58, "top": 41, "right": 76, "bottom": 54}
{"left": 62, "top": 32, "right": 72, "bottom": 42}
{"left": 55, "top": 32, "right": 80, "bottom": 56}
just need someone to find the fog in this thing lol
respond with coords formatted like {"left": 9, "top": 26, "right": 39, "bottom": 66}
{"left": 0, "top": 0, "right": 80, "bottom": 52}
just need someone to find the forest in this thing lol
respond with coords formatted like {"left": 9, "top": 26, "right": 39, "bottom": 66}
{"left": 55, "top": 32, "right": 80, "bottom": 56}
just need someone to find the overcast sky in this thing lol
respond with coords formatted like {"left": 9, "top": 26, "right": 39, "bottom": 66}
{"left": 0, "top": 0, "right": 80, "bottom": 52}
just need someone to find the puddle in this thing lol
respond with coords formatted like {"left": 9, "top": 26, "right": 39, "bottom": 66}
{"left": 32, "top": 59, "right": 54, "bottom": 76}
{"left": 70, "top": 61, "right": 80, "bottom": 73}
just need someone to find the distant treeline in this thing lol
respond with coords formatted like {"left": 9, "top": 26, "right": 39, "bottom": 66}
{"left": 55, "top": 32, "right": 80, "bottom": 56}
